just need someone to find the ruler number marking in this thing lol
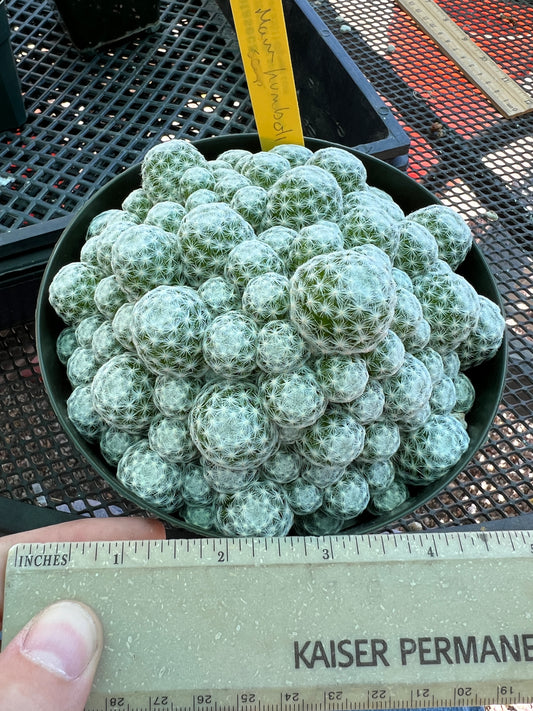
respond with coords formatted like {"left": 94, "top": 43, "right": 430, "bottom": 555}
{"left": 427, "top": 535, "right": 438, "bottom": 557}
{"left": 369, "top": 689, "right": 387, "bottom": 700}
{"left": 454, "top": 686, "right": 473, "bottom": 700}
{"left": 214, "top": 539, "right": 230, "bottom": 563}
{"left": 283, "top": 692, "right": 300, "bottom": 704}
{"left": 210, "top": 538, "right": 231, "bottom": 563}
{"left": 499, "top": 685, "right": 516, "bottom": 696}
{"left": 414, "top": 688, "right": 430, "bottom": 700}
{"left": 112, "top": 541, "right": 125, "bottom": 566}
{"left": 325, "top": 689, "right": 344, "bottom": 708}
{"left": 194, "top": 695, "right": 212, "bottom": 706}
{"left": 319, "top": 537, "right": 334, "bottom": 560}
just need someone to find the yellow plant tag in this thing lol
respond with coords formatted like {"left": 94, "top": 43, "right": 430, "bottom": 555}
{"left": 229, "top": 0, "right": 305, "bottom": 150}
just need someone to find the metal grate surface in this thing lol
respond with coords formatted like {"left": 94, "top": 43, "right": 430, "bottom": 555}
{"left": 1, "top": 0, "right": 255, "bottom": 230}
{"left": 314, "top": 0, "right": 533, "bottom": 530}
{"left": 0, "top": 0, "right": 532, "bottom": 532}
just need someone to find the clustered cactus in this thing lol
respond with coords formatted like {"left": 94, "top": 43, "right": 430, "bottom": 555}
{"left": 49, "top": 139, "right": 505, "bottom": 537}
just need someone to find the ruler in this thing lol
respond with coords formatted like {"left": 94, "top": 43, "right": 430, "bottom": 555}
{"left": 396, "top": 0, "right": 533, "bottom": 118}
{"left": 228, "top": 0, "right": 304, "bottom": 150}
{"left": 3, "top": 532, "right": 533, "bottom": 711}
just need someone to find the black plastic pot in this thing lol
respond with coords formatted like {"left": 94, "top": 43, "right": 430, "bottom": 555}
{"left": 51, "top": 0, "right": 160, "bottom": 53}
{"left": 35, "top": 134, "right": 507, "bottom": 536}
{"left": 0, "top": 0, "right": 26, "bottom": 132}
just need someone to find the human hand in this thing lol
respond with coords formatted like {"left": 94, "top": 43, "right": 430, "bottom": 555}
{"left": 0, "top": 516, "right": 165, "bottom": 710}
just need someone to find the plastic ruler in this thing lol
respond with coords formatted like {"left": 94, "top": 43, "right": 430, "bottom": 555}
{"left": 228, "top": 0, "right": 304, "bottom": 150}
{"left": 396, "top": 0, "right": 533, "bottom": 118}
{"left": 3, "top": 532, "right": 533, "bottom": 711}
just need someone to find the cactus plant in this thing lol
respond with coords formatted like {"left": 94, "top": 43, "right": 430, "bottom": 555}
{"left": 48, "top": 138, "right": 505, "bottom": 538}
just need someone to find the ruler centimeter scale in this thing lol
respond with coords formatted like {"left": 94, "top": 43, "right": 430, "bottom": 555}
{"left": 3, "top": 531, "right": 533, "bottom": 711}
{"left": 396, "top": 0, "right": 533, "bottom": 118}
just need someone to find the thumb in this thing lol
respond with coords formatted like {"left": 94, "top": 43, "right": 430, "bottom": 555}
{"left": 0, "top": 600, "right": 103, "bottom": 711}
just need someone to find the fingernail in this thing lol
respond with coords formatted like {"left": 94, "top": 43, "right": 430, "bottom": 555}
{"left": 21, "top": 601, "right": 100, "bottom": 680}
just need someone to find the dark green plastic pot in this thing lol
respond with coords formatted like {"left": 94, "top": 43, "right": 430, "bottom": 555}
{"left": 35, "top": 134, "right": 507, "bottom": 536}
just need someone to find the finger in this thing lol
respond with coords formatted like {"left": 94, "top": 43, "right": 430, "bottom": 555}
{"left": 0, "top": 516, "right": 166, "bottom": 625}
{"left": 0, "top": 600, "right": 103, "bottom": 711}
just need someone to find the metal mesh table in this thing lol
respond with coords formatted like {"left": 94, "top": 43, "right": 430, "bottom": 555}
{"left": 1, "top": 0, "right": 532, "bottom": 534}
